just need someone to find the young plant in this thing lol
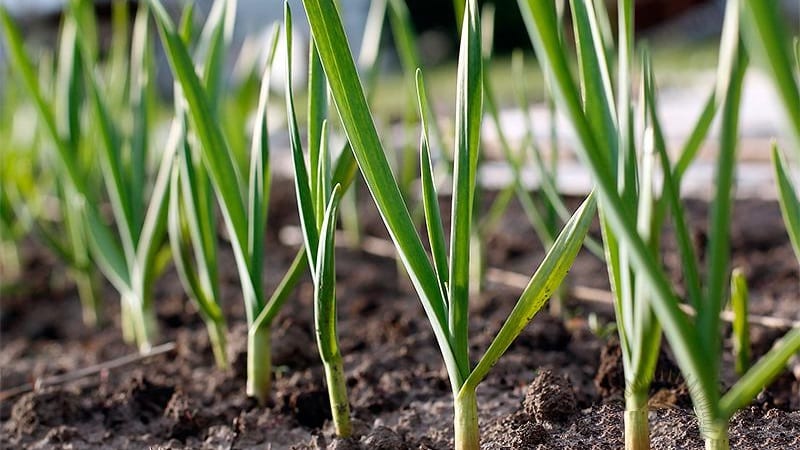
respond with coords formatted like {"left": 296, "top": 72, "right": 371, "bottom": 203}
{"left": 168, "top": 113, "right": 228, "bottom": 368}
{"left": 285, "top": 9, "right": 351, "bottom": 436}
{"left": 519, "top": 1, "right": 800, "bottom": 448}
{"left": 151, "top": 0, "right": 283, "bottom": 402}
{"left": 300, "top": 1, "right": 597, "bottom": 448}
{"left": 0, "top": 9, "right": 103, "bottom": 326}
{"left": 150, "top": 0, "right": 361, "bottom": 403}
{"left": 1, "top": 3, "right": 173, "bottom": 349}
{"left": 165, "top": 2, "right": 280, "bottom": 370}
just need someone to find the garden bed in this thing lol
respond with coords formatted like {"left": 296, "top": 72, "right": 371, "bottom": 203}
{"left": 1, "top": 181, "right": 798, "bottom": 450}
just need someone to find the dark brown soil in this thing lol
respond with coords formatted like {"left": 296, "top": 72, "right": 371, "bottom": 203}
{"left": 1, "top": 182, "right": 798, "bottom": 449}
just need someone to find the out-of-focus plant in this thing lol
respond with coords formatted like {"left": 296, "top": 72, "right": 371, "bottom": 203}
{"left": 1, "top": 2, "right": 174, "bottom": 349}
{"left": 164, "top": 0, "right": 275, "bottom": 370}
{"left": 519, "top": 1, "right": 800, "bottom": 448}
{"left": 150, "top": 0, "right": 364, "bottom": 403}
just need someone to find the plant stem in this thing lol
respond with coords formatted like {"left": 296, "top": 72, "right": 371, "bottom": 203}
{"left": 120, "top": 297, "right": 135, "bottom": 343}
{"left": 72, "top": 269, "right": 101, "bottom": 327}
{"left": 246, "top": 323, "right": 271, "bottom": 405}
{"left": 323, "top": 352, "right": 352, "bottom": 437}
{"left": 206, "top": 319, "right": 229, "bottom": 369}
{"left": 454, "top": 387, "right": 480, "bottom": 450}
{"left": 124, "top": 291, "right": 157, "bottom": 353}
{"left": 0, "top": 240, "right": 21, "bottom": 279}
{"left": 624, "top": 390, "right": 650, "bottom": 450}
{"left": 702, "top": 420, "right": 729, "bottom": 450}
{"left": 136, "top": 304, "right": 157, "bottom": 353}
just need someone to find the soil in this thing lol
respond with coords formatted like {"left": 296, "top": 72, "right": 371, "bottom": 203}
{"left": 1, "top": 181, "right": 799, "bottom": 449}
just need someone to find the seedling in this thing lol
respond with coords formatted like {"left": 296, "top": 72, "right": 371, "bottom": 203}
{"left": 285, "top": 9, "right": 351, "bottom": 436}
{"left": 300, "top": 1, "right": 597, "bottom": 448}
{"left": 1, "top": 3, "right": 172, "bottom": 350}
{"left": 165, "top": 2, "right": 281, "bottom": 370}
{"left": 150, "top": 0, "right": 363, "bottom": 403}
{"left": 519, "top": 1, "right": 800, "bottom": 448}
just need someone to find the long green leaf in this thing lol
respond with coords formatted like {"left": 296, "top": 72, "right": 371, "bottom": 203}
{"left": 169, "top": 155, "right": 221, "bottom": 321}
{"left": 741, "top": 0, "right": 800, "bottom": 148}
{"left": 197, "top": 0, "right": 237, "bottom": 112}
{"left": 0, "top": 8, "right": 82, "bottom": 192}
{"left": 132, "top": 3, "right": 154, "bottom": 235}
{"left": 308, "top": 39, "right": 328, "bottom": 200}
{"left": 416, "top": 70, "right": 449, "bottom": 297}
{"left": 448, "top": 0, "right": 482, "bottom": 378}
{"left": 518, "top": 0, "right": 716, "bottom": 408}
{"left": 55, "top": 14, "right": 83, "bottom": 153}
{"left": 135, "top": 120, "right": 175, "bottom": 295}
{"left": 301, "top": 0, "right": 459, "bottom": 391}
{"left": 700, "top": 44, "right": 747, "bottom": 380}
{"left": 285, "top": 5, "right": 319, "bottom": 270}
{"left": 149, "top": 0, "right": 247, "bottom": 251}
{"left": 719, "top": 328, "right": 800, "bottom": 419}
{"left": 150, "top": 0, "right": 257, "bottom": 322}
{"left": 643, "top": 57, "right": 704, "bottom": 311}
{"left": 314, "top": 184, "right": 343, "bottom": 359}
{"left": 247, "top": 25, "right": 280, "bottom": 304}
{"left": 569, "top": 0, "right": 617, "bottom": 157}
{"left": 464, "top": 193, "right": 597, "bottom": 390}
{"left": 772, "top": 145, "right": 800, "bottom": 261}
{"left": 84, "top": 65, "right": 137, "bottom": 263}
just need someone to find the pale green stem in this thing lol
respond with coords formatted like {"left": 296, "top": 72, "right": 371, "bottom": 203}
{"left": 72, "top": 269, "right": 101, "bottom": 328}
{"left": 124, "top": 290, "right": 157, "bottom": 354}
{"left": 454, "top": 387, "right": 480, "bottom": 450}
{"left": 206, "top": 319, "right": 229, "bottom": 370}
{"left": 702, "top": 420, "right": 730, "bottom": 450}
{"left": 624, "top": 389, "right": 650, "bottom": 450}
{"left": 323, "top": 352, "right": 352, "bottom": 437}
{"left": 0, "top": 240, "right": 21, "bottom": 279}
{"left": 120, "top": 298, "right": 135, "bottom": 344}
{"left": 247, "top": 323, "right": 271, "bottom": 405}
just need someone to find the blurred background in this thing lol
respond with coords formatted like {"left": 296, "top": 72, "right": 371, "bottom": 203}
{"left": 3, "top": 0, "right": 799, "bottom": 71}
{"left": 1, "top": 0, "right": 799, "bottom": 196}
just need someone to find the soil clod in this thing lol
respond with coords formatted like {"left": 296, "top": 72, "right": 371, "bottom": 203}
{"left": 524, "top": 370, "right": 577, "bottom": 424}
{"left": 9, "top": 388, "right": 84, "bottom": 436}
{"left": 362, "top": 425, "right": 408, "bottom": 450}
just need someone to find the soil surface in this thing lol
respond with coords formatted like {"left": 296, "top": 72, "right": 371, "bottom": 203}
{"left": 1, "top": 182, "right": 799, "bottom": 449}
